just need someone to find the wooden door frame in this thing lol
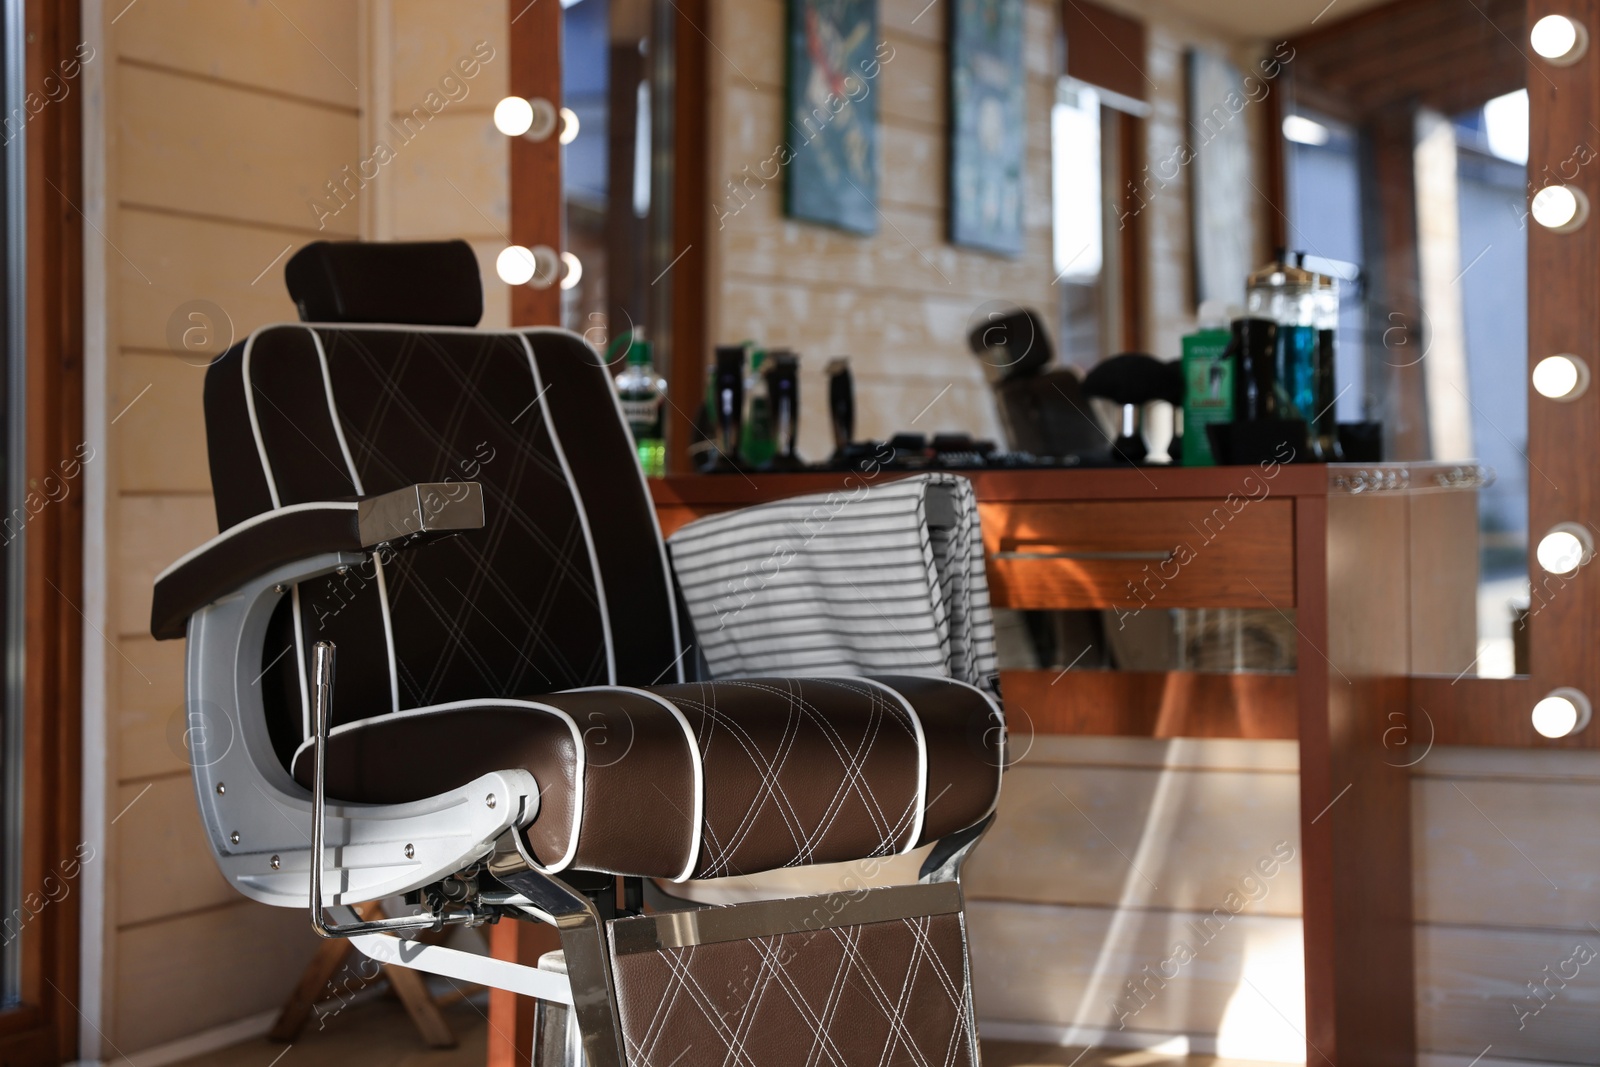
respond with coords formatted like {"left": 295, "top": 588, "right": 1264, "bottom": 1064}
{"left": 0, "top": 0, "right": 84, "bottom": 1064}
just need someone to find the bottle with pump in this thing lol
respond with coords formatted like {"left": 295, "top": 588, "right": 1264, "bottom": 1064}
{"left": 615, "top": 333, "right": 668, "bottom": 477}
{"left": 1245, "top": 252, "right": 1317, "bottom": 431}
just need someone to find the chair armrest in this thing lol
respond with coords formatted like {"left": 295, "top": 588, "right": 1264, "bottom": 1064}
{"left": 150, "top": 482, "right": 484, "bottom": 640}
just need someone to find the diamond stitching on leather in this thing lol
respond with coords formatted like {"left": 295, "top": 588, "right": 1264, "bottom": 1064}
{"left": 612, "top": 912, "right": 978, "bottom": 1067}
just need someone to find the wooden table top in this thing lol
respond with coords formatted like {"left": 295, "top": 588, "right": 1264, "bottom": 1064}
{"left": 649, "top": 460, "right": 1482, "bottom": 506}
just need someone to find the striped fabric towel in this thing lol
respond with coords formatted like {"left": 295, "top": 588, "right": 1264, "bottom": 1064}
{"left": 667, "top": 473, "right": 999, "bottom": 695}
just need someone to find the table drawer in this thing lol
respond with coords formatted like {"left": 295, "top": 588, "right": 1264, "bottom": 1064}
{"left": 978, "top": 498, "right": 1296, "bottom": 611}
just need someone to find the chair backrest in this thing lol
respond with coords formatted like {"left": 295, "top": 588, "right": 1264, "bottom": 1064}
{"left": 203, "top": 243, "right": 683, "bottom": 768}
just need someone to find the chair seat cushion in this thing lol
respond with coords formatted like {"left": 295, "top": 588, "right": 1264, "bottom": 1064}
{"left": 289, "top": 675, "right": 1003, "bottom": 880}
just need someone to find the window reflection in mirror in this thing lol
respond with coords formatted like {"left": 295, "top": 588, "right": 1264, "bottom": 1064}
{"left": 1283, "top": 15, "right": 1529, "bottom": 678}
{"left": 560, "top": 0, "right": 667, "bottom": 355}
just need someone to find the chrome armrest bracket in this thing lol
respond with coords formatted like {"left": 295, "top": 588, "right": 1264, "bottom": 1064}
{"left": 183, "top": 552, "right": 538, "bottom": 910}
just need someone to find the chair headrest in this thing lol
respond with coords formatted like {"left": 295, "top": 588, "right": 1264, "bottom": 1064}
{"left": 285, "top": 240, "right": 483, "bottom": 327}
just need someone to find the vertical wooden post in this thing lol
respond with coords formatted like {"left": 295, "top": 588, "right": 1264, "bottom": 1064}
{"left": 664, "top": 0, "right": 711, "bottom": 473}
{"left": 1526, "top": 0, "right": 1600, "bottom": 708}
{"left": 509, "top": 0, "right": 563, "bottom": 328}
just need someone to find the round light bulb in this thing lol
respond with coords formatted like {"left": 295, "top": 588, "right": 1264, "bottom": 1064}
{"left": 494, "top": 96, "right": 535, "bottom": 137}
{"left": 1531, "top": 15, "right": 1587, "bottom": 63}
{"left": 1532, "top": 354, "right": 1589, "bottom": 400}
{"left": 559, "top": 106, "right": 580, "bottom": 145}
{"left": 1536, "top": 523, "right": 1593, "bottom": 575}
{"left": 1532, "top": 689, "right": 1592, "bottom": 739}
{"left": 559, "top": 251, "right": 583, "bottom": 291}
{"left": 496, "top": 245, "right": 537, "bottom": 286}
{"left": 1531, "top": 185, "right": 1588, "bottom": 231}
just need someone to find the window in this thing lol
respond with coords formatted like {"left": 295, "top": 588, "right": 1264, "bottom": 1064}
{"left": 1282, "top": 91, "right": 1529, "bottom": 678}
{"left": 1051, "top": 77, "right": 1145, "bottom": 369}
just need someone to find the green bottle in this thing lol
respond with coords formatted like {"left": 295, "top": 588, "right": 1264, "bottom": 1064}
{"left": 615, "top": 336, "right": 667, "bottom": 477}
{"left": 1181, "top": 325, "right": 1234, "bottom": 467}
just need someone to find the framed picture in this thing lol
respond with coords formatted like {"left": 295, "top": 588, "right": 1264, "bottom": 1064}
{"left": 949, "top": 0, "right": 1026, "bottom": 255}
{"left": 1187, "top": 48, "right": 1255, "bottom": 308}
{"left": 784, "top": 0, "right": 881, "bottom": 235}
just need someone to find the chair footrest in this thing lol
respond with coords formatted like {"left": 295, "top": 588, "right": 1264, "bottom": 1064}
{"left": 606, "top": 884, "right": 979, "bottom": 1067}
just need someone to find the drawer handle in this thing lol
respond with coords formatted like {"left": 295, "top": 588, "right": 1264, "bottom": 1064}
{"left": 995, "top": 548, "right": 1177, "bottom": 562}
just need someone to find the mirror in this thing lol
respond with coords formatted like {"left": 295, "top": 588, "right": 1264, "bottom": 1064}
{"left": 1282, "top": 0, "right": 1528, "bottom": 677}
{"left": 681, "top": 0, "right": 1530, "bottom": 681}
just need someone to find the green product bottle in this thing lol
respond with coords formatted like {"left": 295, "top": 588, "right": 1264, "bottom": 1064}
{"left": 1181, "top": 326, "right": 1234, "bottom": 467}
{"left": 615, "top": 335, "right": 667, "bottom": 477}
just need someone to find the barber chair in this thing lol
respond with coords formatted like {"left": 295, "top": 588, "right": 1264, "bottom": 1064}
{"left": 151, "top": 240, "right": 1003, "bottom": 1066}
{"left": 965, "top": 306, "right": 1109, "bottom": 461}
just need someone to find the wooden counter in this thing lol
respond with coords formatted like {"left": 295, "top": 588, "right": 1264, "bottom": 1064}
{"left": 651, "top": 460, "right": 1485, "bottom": 1067}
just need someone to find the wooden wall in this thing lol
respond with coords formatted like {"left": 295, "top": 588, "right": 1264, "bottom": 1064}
{"left": 102, "top": 1, "right": 360, "bottom": 1054}
{"left": 92, "top": 0, "right": 510, "bottom": 1056}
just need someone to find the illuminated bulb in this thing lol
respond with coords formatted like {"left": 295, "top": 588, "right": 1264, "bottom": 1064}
{"left": 1532, "top": 354, "right": 1589, "bottom": 400}
{"left": 560, "top": 251, "right": 583, "bottom": 291}
{"left": 1282, "top": 114, "right": 1330, "bottom": 146}
{"left": 559, "top": 106, "right": 580, "bottom": 145}
{"left": 1531, "top": 185, "right": 1588, "bottom": 231}
{"left": 1531, "top": 15, "right": 1587, "bottom": 63}
{"left": 1536, "top": 523, "right": 1593, "bottom": 575}
{"left": 494, "top": 96, "right": 535, "bottom": 137}
{"left": 1532, "top": 689, "right": 1592, "bottom": 739}
{"left": 496, "top": 245, "right": 537, "bottom": 286}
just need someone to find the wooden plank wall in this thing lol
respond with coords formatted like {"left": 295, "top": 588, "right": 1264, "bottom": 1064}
{"left": 378, "top": 0, "right": 511, "bottom": 327}
{"left": 96, "top": 1, "right": 511, "bottom": 1055}
{"left": 103, "top": 1, "right": 361, "bottom": 1053}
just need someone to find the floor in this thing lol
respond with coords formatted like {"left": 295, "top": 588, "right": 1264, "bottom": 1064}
{"left": 167, "top": 996, "right": 1290, "bottom": 1067}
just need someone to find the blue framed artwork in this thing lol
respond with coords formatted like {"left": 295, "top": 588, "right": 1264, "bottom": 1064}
{"left": 949, "top": 0, "right": 1026, "bottom": 255}
{"left": 784, "top": 0, "right": 881, "bottom": 235}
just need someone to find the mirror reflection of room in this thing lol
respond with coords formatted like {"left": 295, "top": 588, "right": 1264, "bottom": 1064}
{"left": 591, "top": 0, "right": 1536, "bottom": 682}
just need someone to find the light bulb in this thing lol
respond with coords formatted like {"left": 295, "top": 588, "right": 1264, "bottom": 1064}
{"left": 1536, "top": 523, "right": 1593, "bottom": 575}
{"left": 1531, "top": 185, "right": 1588, "bottom": 231}
{"left": 1532, "top": 689, "right": 1592, "bottom": 739}
{"left": 560, "top": 251, "right": 583, "bottom": 291}
{"left": 559, "top": 106, "right": 580, "bottom": 145}
{"left": 1531, "top": 15, "right": 1587, "bottom": 63}
{"left": 496, "top": 245, "right": 537, "bottom": 286}
{"left": 1282, "top": 115, "right": 1330, "bottom": 146}
{"left": 494, "top": 96, "right": 535, "bottom": 137}
{"left": 1532, "top": 354, "right": 1589, "bottom": 400}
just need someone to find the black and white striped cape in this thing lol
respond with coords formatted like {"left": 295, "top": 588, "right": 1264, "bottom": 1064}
{"left": 667, "top": 473, "right": 999, "bottom": 695}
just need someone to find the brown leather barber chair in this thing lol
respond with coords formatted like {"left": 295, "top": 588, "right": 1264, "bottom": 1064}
{"left": 151, "top": 240, "right": 1003, "bottom": 1066}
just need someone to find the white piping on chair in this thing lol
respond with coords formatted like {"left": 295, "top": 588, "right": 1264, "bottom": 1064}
{"left": 516, "top": 332, "right": 618, "bottom": 684}
{"left": 521, "top": 326, "right": 687, "bottom": 684}
{"left": 305, "top": 327, "right": 365, "bottom": 495}
{"left": 571, "top": 685, "right": 704, "bottom": 882}
{"left": 240, "top": 330, "right": 280, "bottom": 508}
{"left": 915, "top": 674, "right": 1006, "bottom": 821}
{"left": 291, "top": 587, "right": 311, "bottom": 741}
{"left": 153, "top": 500, "right": 361, "bottom": 583}
{"left": 371, "top": 560, "right": 401, "bottom": 715}
{"left": 288, "top": 697, "right": 588, "bottom": 873}
{"left": 806, "top": 676, "right": 928, "bottom": 855}
{"left": 305, "top": 326, "right": 400, "bottom": 716}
